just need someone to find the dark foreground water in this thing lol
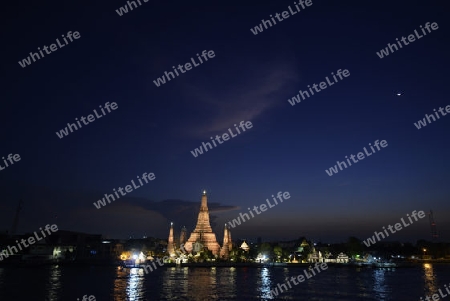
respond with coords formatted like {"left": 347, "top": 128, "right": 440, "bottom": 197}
{"left": 0, "top": 263, "right": 449, "bottom": 300}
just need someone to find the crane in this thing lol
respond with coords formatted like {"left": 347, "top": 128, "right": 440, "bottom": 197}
{"left": 428, "top": 210, "right": 438, "bottom": 241}
{"left": 10, "top": 199, "right": 23, "bottom": 235}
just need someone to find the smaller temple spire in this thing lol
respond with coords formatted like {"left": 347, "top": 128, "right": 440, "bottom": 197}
{"left": 220, "top": 224, "right": 229, "bottom": 259}
{"left": 167, "top": 222, "right": 175, "bottom": 257}
{"left": 227, "top": 225, "right": 232, "bottom": 251}
{"left": 180, "top": 226, "right": 187, "bottom": 246}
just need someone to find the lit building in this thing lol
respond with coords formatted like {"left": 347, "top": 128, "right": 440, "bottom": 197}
{"left": 240, "top": 241, "right": 249, "bottom": 252}
{"left": 184, "top": 191, "right": 221, "bottom": 255}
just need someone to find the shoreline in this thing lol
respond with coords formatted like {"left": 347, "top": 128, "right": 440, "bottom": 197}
{"left": 1, "top": 259, "right": 450, "bottom": 268}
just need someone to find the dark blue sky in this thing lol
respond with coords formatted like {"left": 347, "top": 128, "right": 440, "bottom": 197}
{"left": 1, "top": 0, "right": 449, "bottom": 242}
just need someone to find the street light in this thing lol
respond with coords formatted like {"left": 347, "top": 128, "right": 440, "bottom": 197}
{"left": 422, "top": 248, "right": 427, "bottom": 259}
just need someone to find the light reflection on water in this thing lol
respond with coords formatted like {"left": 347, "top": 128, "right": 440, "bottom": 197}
{"left": 184, "top": 266, "right": 218, "bottom": 301}
{"left": 45, "top": 265, "right": 62, "bottom": 301}
{"left": 114, "top": 267, "right": 146, "bottom": 301}
{"left": 127, "top": 268, "right": 145, "bottom": 300}
{"left": 259, "top": 267, "right": 273, "bottom": 299}
{"left": 114, "top": 267, "right": 129, "bottom": 301}
{"left": 217, "top": 267, "right": 237, "bottom": 299}
{"left": 1, "top": 264, "right": 450, "bottom": 300}
{"left": 422, "top": 263, "right": 438, "bottom": 296}
{"left": 372, "top": 268, "right": 389, "bottom": 300}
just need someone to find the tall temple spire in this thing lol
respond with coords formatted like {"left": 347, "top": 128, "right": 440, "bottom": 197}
{"left": 185, "top": 190, "right": 220, "bottom": 255}
{"left": 191, "top": 191, "right": 213, "bottom": 233}
{"left": 167, "top": 222, "right": 175, "bottom": 257}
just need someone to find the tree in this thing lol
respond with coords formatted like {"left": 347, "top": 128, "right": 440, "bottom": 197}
{"left": 274, "top": 246, "right": 283, "bottom": 262}
{"left": 258, "top": 243, "right": 273, "bottom": 260}
{"left": 346, "top": 236, "right": 364, "bottom": 257}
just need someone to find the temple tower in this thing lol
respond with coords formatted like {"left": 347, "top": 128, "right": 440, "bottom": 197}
{"left": 180, "top": 226, "right": 187, "bottom": 245}
{"left": 220, "top": 224, "right": 229, "bottom": 259}
{"left": 185, "top": 191, "right": 220, "bottom": 255}
{"left": 167, "top": 222, "right": 175, "bottom": 257}
{"left": 227, "top": 226, "right": 232, "bottom": 251}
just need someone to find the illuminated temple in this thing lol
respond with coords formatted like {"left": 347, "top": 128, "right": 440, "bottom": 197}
{"left": 184, "top": 191, "right": 222, "bottom": 255}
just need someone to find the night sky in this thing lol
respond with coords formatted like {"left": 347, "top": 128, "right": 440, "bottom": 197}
{"left": 1, "top": 0, "right": 449, "bottom": 243}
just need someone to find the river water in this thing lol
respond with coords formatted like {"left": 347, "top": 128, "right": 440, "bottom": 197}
{"left": 0, "top": 263, "right": 448, "bottom": 300}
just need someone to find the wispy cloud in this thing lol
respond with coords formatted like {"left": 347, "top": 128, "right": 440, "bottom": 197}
{"left": 183, "top": 58, "right": 299, "bottom": 138}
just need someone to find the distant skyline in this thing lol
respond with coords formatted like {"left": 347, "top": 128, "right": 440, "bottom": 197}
{"left": 1, "top": 0, "right": 449, "bottom": 243}
{"left": 0, "top": 187, "right": 445, "bottom": 243}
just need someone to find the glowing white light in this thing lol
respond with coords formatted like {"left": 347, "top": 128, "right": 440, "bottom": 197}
{"left": 397, "top": 93, "right": 402, "bottom": 96}
{"left": 132, "top": 254, "right": 138, "bottom": 260}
